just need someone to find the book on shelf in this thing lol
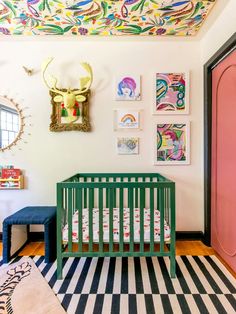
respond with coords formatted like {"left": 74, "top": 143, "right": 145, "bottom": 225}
{"left": 0, "top": 168, "right": 23, "bottom": 189}
{"left": 1, "top": 168, "right": 21, "bottom": 179}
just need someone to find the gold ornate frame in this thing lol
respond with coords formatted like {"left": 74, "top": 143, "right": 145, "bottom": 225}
{"left": 0, "top": 95, "right": 24, "bottom": 152}
{"left": 49, "top": 89, "right": 91, "bottom": 132}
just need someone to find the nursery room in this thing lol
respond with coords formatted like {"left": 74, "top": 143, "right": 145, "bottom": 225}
{"left": 0, "top": 0, "right": 236, "bottom": 313}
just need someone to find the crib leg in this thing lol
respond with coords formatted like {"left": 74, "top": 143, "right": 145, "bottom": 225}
{"left": 57, "top": 254, "right": 63, "bottom": 279}
{"left": 170, "top": 255, "right": 176, "bottom": 278}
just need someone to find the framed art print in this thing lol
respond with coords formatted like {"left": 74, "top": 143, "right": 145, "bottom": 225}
{"left": 114, "top": 109, "right": 142, "bottom": 130}
{"left": 154, "top": 123, "right": 190, "bottom": 165}
{"left": 115, "top": 75, "right": 141, "bottom": 101}
{"left": 117, "top": 137, "right": 139, "bottom": 155}
{"left": 154, "top": 72, "right": 189, "bottom": 114}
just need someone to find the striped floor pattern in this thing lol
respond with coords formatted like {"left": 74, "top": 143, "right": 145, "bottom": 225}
{"left": 5, "top": 256, "right": 236, "bottom": 313}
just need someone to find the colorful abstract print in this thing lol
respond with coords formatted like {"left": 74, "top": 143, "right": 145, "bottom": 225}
{"left": 0, "top": 0, "right": 215, "bottom": 36}
{"left": 156, "top": 73, "right": 186, "bottom": 112}
{"left": 156, "top": 124, "right": 187, "bottom": 163}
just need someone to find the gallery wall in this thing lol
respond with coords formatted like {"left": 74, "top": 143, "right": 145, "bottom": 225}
{"left": 0, "top": 38, "right": 203, "bottom": 232}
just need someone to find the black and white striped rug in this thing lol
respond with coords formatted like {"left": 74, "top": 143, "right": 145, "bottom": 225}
{"left": 4, "top": 255, "right": 236, "bottom": 313}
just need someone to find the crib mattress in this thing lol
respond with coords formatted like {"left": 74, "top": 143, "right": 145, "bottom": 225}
{"left": 62, "top": 208, "right": 170, "bottom": 243}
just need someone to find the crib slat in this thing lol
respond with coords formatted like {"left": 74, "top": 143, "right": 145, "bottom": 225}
{"left": 77, "top": 188, "right": 83, "bottom": 252}
{"left": 159, "top": 188, "right": 164, "bottom": 252}
{"left": 106, "top": 177, "right": 109, "bottom": 208}
{"left": 140, "top": 188, "right": 145, "bottom": 253}
{"left": 109, "top": 188, "right": 114, "bottom": 252}
{"left": 119, "top": 188, "right": 124, "bottom": 253}
{"left": 129, "top": 188, "right": 134, "bottom": 253}
{"left": 83, "top": 178, "right": 87, "bottom": 208}
{"left": 113, "top": 177, "right": 117, "bottom": 206}
{"left": 68, "top": 188, "right": 73, "bottom": 252}
{"left": 89, "top": 188, "right": 93, "bottom": 252}
{"left": 57, "top": 184, "right": 63, "bottom": 279}
{"left": 170, "top": 184, "right": 176, "bottom": 278}
{"left": 91, "top": 178, "right": 95, "bottom": 209}
{"left": 150, "top": 188, "right": 154, "bottom": 252}
{"left": 64, "top": 188, "right": 68, "bottom": 225}
{"left": 99, "top": 188, "right": 103, "bottom": 253}
{"left": 135, "top": 177, "right": 138, "bottom": 208}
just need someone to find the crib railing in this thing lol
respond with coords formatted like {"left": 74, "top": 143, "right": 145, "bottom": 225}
{"left": 57, "top": 173, "right": 175, "bottom": 278}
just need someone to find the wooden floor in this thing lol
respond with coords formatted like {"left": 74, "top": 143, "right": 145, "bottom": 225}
{"left": 0, "top": 240, "right": 214, "bottom": 256}
{"left": 1, "top": 240, "right": 235, "bottom": 278}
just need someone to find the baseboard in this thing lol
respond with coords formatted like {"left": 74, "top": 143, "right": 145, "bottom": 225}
{"left": 28, "top": 232, "right": 44, "bottom": 241}
{"left": 0, "top": 231, "right": 204, "bottom": 242}
{"left": 176, "top": 231, "right": 204, "bottom": 240}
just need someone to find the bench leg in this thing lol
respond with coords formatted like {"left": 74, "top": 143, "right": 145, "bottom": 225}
{"left": 2, "top": 223, "right": 12, "bottom": 263}
{"left": 44, "top": 221, "right": 56, "bottom": 263}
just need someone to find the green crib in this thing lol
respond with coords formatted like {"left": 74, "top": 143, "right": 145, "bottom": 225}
{"left": 56, "top": 173, "right": 176, "bottom": 279}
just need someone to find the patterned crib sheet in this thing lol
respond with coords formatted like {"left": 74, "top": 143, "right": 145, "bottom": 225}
{"left": 62, "top": 208, "right": 170, "bottom": 243}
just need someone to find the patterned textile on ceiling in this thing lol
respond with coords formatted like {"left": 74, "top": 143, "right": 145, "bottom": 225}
{"left": 0, "top": 0, "right": 216, "bottom": 36}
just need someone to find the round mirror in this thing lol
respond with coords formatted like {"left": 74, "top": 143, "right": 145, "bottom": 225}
{"left": 0, "top": 95, "right": 24, "bottom": 152}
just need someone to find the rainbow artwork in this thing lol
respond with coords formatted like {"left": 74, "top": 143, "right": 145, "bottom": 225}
{"left": 117, "top": 110, "right": 140, "bottom": 129}
{"left": 0, "top": 1, "right": 216, "bottom": 36}
{"left": 155, "top": 72, "right": 189, "bottom": 114}
{"left": 155, "top": 123, "right": 190, "bottom": 165}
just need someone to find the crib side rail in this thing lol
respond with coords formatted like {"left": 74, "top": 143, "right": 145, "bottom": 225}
{"left": 63, "top": 173, "right": 173, "bottom": 183}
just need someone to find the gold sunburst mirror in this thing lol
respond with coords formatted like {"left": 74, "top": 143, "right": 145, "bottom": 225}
{"left": 0, "top": 95, "right": 24, "bottom": 152}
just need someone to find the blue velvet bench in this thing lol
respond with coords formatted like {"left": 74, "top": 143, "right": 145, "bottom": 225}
{"left": 2, "top": 206, "right": 56, "bottom": 263}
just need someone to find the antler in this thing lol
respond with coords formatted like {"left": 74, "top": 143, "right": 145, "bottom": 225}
{"left": 74, "top": 62, "right": 93, "bottom": 95}
{"left": 42, "top": 58, "right": 93, "bottom": 97}
{"left": 41, "top": 57, "right": 64, "bottom": 95}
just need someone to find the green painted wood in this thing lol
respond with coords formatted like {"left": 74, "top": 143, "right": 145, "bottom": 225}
{"left": 113, "top": 177, "right": 117, "bottom": 206}
{"left": 83, "top": 177, "right": 87, "bottom": 208}
{"left": 57, "top": 173, "right": 176, "bottom": 279}
{"left": 59, "top": 181, "right": 174, "bottom": 189}
{"left": 91, "top": 177, "right": 95, "bottom": 210}
{"left": 140, "top": 188, "right": 145, "bottom": 253}
{"left": 62, "top": 251, "right": 172, "bottom": 258}
{"left": 119, "top": 188, "right": 124, "bottom": 253}
{"left": 99, "top": 188, "right": 103, "bottom": 253}
{"left": 135, "top": 177, "right": 138, "bottom": 208}
{"left": 77, "top": 188, "right": 83, "bottom": 252}
{"left": 129, "top": 188, "right": 134, "bottom": 253}
{"left": 109, "top": 188, "right": 114, "bottom": 253}
{"left": 64, "top": 188, "right": 68, "bottom": 221}
{"left": 106, "top": 177, "right": 109, "bottom": 208}
{"left": 150, "top": 188, "right": 154, "bottom": 252}
{"left": 56, "top": 183, "right": 63, "bottom": 279}
{"left": 170, "top": 184, "right": 176, "bottom": 278}
{"left": 89, "top": 188, "right": 93, "bottom": 252}
{"left": 68, "top": 188, "right": 73, "bottom": 252}
{"left": 159, "top": 188, "right": 164, "bottom": 253}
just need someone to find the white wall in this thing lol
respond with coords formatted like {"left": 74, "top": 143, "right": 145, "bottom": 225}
{"left": 0, "top": 38, "right": 204, "bottom": 232}
{"left": 201, "top": 0, "right": 236, "bottom": 62}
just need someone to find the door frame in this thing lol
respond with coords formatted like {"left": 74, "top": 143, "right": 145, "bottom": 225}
{"left": 204, "top": 32, "right": 236, "bottom": 245}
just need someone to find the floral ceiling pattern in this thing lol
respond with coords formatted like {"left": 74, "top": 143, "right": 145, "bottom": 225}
{"left": 0, "top": 0, "right": 216, "bottom": 36}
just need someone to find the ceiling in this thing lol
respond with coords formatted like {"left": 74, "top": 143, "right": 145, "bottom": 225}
{"left": 0, "top": 0, "right": 216, "bottom": 36}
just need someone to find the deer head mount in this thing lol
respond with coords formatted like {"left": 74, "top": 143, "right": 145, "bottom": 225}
{"left": 42, "top": 57, "right": 93, "bottom": 132}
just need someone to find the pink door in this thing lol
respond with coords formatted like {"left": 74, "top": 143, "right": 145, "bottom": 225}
{"left": 211, "top": 50, "right": 236, "bottom": 272}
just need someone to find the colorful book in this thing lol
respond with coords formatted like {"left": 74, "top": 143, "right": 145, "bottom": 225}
{"left": 1, "top": 168, "right": 21, "bottom": 179}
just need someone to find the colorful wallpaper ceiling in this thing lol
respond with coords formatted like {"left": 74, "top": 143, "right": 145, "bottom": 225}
{"left": 0, "top": 0, "right": 216, "bottom": 36}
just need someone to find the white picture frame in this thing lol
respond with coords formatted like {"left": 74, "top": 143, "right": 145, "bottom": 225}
{"left": 117, "top": 137, "right": 139, "bottom": 155}
{"left": 154, "top": 122, "right": 190, "bottom": 165}
{"left": 115, "top": 75, "right": 141, "bottom": 101}
{"left": 153, "top": 71, "right": 189, "bottom": 115}
{"left": 114, "top": 109, "right": 142, "bottom": 130}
